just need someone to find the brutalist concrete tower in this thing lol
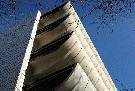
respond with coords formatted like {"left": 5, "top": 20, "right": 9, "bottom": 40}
{"left": 0, "top": 1, "right": 117, "bottom": 91}
{"left": 23, "top": 1, "right": 117, "bottom": 91}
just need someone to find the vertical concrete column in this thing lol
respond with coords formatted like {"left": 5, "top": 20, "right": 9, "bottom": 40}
{"left": 63, "top": 33, "right": 108, "bottom": 91}
{"left": 64, "top": 14, "right": 114, "bottom": 90}
{"left": 15, "top": 11, "right": 41, "bottom": 91}
{"left": 69, "top": 6, "right": 117, "bottom": 91}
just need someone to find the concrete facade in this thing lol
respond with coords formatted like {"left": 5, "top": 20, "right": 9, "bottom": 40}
{"left": 23, "top": 1, "right": 117, "bottom": 91}
{"left": 0, "top": 1, "right": 117, "bottom": 91}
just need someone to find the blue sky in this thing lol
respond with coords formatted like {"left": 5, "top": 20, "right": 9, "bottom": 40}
{"left": 81, "top": 4, "right": 135, "bottom": 90}
{"left": 0, "top": 0, "right": 135, "bottom": 90}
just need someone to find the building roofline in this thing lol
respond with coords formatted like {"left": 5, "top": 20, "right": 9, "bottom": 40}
{"left": 41, "top": 1, "right": 71, "bottom": 19}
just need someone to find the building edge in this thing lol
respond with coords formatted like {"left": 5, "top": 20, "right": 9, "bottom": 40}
{"left": 15, "top": 11, "right": 41, "bottom": 91}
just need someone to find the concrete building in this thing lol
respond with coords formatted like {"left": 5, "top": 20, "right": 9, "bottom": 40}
{"left": 0, "top": 1, "right": 117, "bottom": 91}
{"left": 23, "top": 1, "right": 117, "bottom": 91}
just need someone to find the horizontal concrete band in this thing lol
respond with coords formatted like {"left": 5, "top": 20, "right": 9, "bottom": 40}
{"left": 16, "top": 11, "right": 41, "bottom": 91}
{"left": 24, "top": 64, "right": 77, "bottom": 91}
{"left": 24, "top": 63, "right": 97, "bottom": 91}
{"left": 55, "top": 63, "right": 97, "bottom": 91}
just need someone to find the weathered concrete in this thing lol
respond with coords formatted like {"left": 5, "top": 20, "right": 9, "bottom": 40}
{"left": 24, "top": 63, "right": 97, "bottom": 91}
{"left": 24, "top": 1, "right": 117, "bottom": 91}
{"left": 35, "top": 1, "right": 117, "bottom": 90}
{"left": 55, "top": 63, "right": 97, "bottom": 91}
{"left": 25, "top": 32, "right": 108, "bottom": 91}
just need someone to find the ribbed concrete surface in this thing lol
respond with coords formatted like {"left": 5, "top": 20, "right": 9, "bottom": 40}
{"left": 24, "top": 1, "right": 117, "bottom": 91}
{"left": 55, "top": 64, "right": 97, "bottom": 91}
{"left": 37, "top": 2, "right": 117, "bottom": 90}
{"left": 23, "top": 64, "right": 97, "bottom": 91}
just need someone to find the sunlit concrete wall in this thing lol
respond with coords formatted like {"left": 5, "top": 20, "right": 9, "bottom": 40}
{"left": 55, "top": 63, "right": 97, "bottom": 91}
{"left": 24, "top": 63, "right": 97, "bottom": 91}
{"left": 24, "top": 1, "right": 117, "bottom": 91}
